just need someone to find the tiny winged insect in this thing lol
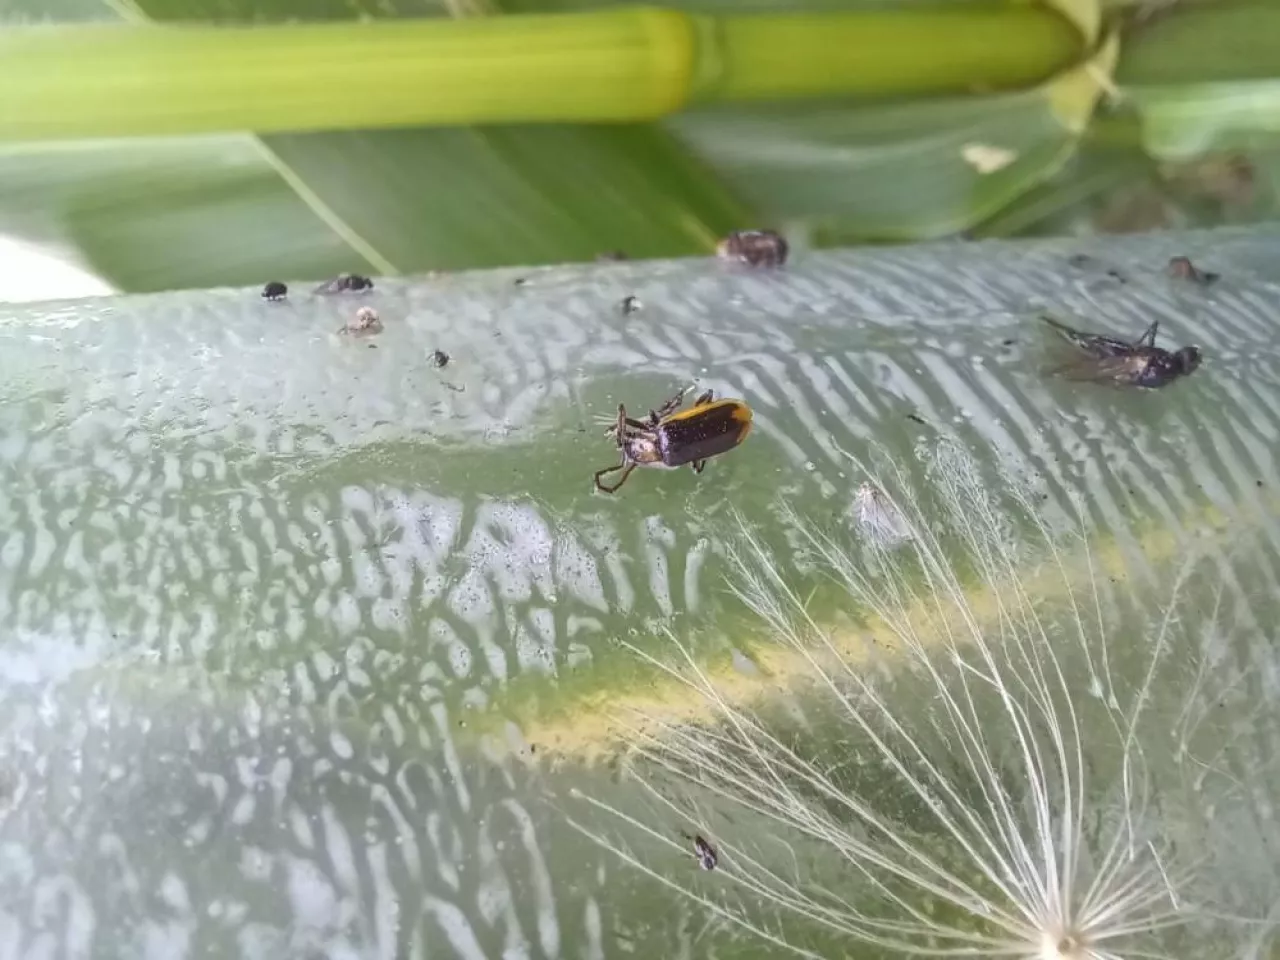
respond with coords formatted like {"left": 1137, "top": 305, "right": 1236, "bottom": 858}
{"left": 679, "top": 831, "right": 718, "bottom": 871}
{"left": 1041, "top": 315, "right": 1201, "bottom": 389}
{"left": 593, "top": 386, "right": 752, "bottom": 494}
{"left": 716, "top": 229, "right": 788, "bottom": 268}
{"left": 852, "top": 482, "right": 913, "bottom": 549}
{"left": 1167, "top": 255, "right": 1219, "bottom": 285}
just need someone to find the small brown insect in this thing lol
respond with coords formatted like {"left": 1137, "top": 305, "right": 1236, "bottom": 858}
{"left": 716, "top": 230, "right": 788, "bottom": 268}
{"left": 339, "top": 306, "right": 383, "bottom": 337}
{"left": 1167, "top": 256, "right": 1218, "bottom": 285}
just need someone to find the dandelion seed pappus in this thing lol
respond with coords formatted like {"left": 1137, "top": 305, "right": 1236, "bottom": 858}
{"left": 569, "top": 439, "right": 1271, "bottom": 960}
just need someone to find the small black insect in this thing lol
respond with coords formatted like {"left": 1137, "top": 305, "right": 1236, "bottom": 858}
{"left": 716, "top": 229, "right": 788, "bottom": 268}
{"left": 1167, "top": 256, "right": 1219, "bottom": 285}
{"left": 315, "top": 273, "right": 374, "bottom": 295}
{"left": 680, "top": 831, "right": 718, "bottom": 870}
{"left": 430, "top": 349, "right": 450, "bottom": 368}
{"left": 1041, "top": 315, "right": 1201, "bottom": 389}
{"left": 620, "top": 295, "right": 641, "bottom": 315}
{"left": 261, "top": 280, "right": 288, "bottom": 302}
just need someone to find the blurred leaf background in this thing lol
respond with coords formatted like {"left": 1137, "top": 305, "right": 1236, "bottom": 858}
{"left": 0, "top": 0, "right": 1276, "bottom": 297}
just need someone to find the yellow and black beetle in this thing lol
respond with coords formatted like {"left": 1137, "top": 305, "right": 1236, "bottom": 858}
{"left": 593, "top": 386, "right": 753, "bottom": 494}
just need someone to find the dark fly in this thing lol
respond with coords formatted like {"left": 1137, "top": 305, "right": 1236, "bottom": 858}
{"left": 1041, "top": 315, "right": 1201, "bottom": 389}
{"left": 680, "top": 831, "right": 718, "bottom": 870}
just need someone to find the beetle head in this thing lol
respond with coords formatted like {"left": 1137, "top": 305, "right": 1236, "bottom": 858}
{"left": 623, "top": 434, "right": 663, "bottom": 465}
{"left": 1174, "top": 346, "right": 1202, "bottom": 374}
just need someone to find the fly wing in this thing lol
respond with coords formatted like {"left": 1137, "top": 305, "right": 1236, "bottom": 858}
{"left": 1040, "top": 315, "right": 1133, "bottom": 357}
{"left": 1047, "top": 351, "right": 1149, "bottom": 386}
{"left": 1040, "top": 314, "right": 1093, "bottom": 347}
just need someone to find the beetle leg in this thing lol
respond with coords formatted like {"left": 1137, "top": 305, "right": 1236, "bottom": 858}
{"left": 691, "top": 459, "right": 707, "bottom": 474}
{"left": 603, "top": 403, "right": 631, "bottom": 442}
{"left": 692, "top": 389, "right": 715, "bottom": 408}
{"left": 594, "top": 461, "right": 636, "bottom": 494}
{"left": 653, "top": 386, "right": 691, "bottom": 422}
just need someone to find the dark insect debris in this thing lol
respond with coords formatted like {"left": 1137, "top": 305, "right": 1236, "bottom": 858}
{"left": 596, "top": 250, "right": 629, "bottom": 262}
{"left": 261, "top": 280, "right": 288, "bottom": 302}
{"left": 620, "top": 295, "right": 641, "bottom": 315}
{"left": 716, "top": 229, "right": 789, "bottom": 268}
{"left": 430, "top": 349, "right": 450, "bottom": 368}
{"left": 315, "top": 273, "right": 374, "bottom": 295}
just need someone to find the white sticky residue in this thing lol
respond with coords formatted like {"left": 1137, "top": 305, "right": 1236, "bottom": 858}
{"left": 288, "top": 805, "right": 316, "bottom": 851}
{"left": 582, "top": 896, "right": 606, "bottom": 960}
{"left": 499, "top": 798, "right": 561, "bottom": 958}
{"left": 472, "top": 501, "right": 556, "bottom": 604}
{"left": 284, "top": 856, "right": 344, "bottom": 936}
{"left": 642, "top": 516, "right": 676, "bottom": 618}
{"left": 421, "top": 895, "right": 488, "bottom": 960}
{"left": 553, "top": 530, "right": 608, "bottom": 612}
{"left": 320, "top": 803, "right": 361, "bottom": 897}
{"left": 683, "top": 537, "right": 710, "bottom": 614}
{"left": 430, "top": 700, "right": 471, "bottom": 814}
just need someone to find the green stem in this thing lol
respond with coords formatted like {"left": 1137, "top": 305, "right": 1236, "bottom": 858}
{"left": 1117, "top": 0, "right": 1280, "bottom": 86}
{"left": 704, "top": 8, "right": 1080, "bottom": 101}
{"left": 0, "top": 5, "right": 1082, "bottom": 143}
